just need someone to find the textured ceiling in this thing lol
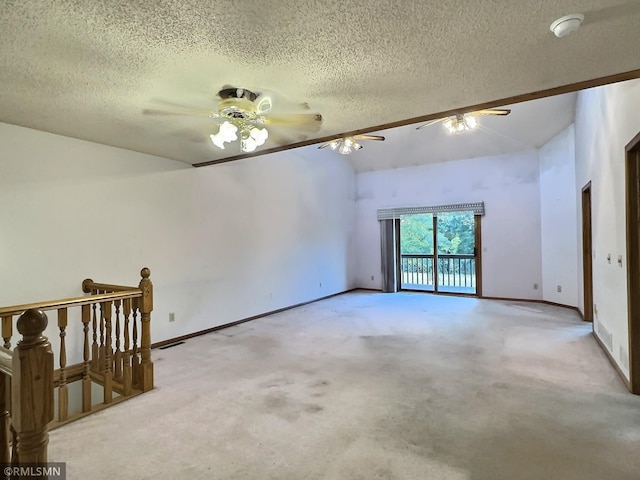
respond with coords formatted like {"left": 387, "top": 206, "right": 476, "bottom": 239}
{"left": 0, "top": 1, "right": 639, "bottom": 167}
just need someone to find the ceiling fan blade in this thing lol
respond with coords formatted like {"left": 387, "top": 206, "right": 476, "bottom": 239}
{"left": 318, "top": 141, "right": 336, "bottom": 149}
{"left": 354, "top": 134, "right": 385, "bottom": 141}
{"left": 170, "top": 130, "right": 209, "bottom": 143}
{"left": 471, "top": 108, "right": 511, "bottom": 116}
{"left": 265, "top": 126, "right": 308, "bottom": 146}
{"left": 262, "top": 113, "right": 322, "bottom": 126}
{"left": 142, "top": 99, "right": 214, "bottom": 117}
{"left": 415, "top": 118, "right": 445, "bottom": 130}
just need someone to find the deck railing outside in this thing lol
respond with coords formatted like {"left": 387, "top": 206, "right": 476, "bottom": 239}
{"left": 401, "top": 254, "right": 476, "bottom": 292}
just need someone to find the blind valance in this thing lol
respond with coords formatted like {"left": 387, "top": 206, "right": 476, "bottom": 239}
{"left": 377, "top": 202, "right": 484, "bottom": 220}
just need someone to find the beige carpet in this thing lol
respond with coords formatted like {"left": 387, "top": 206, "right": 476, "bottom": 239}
{"left": 49, "top": 291, "right": 640, "bottom": 479}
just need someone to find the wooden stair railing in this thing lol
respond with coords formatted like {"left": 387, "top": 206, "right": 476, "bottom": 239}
{"left": 0, "top": 309, "right": 54, "bottom": 465}
{"left": 0, "top": 268, "right": 154, "bottom": 432}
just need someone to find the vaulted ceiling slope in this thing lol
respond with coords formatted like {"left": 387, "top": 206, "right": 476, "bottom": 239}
{"left": 0, "top": 1, "right": 639, "bottom": 167}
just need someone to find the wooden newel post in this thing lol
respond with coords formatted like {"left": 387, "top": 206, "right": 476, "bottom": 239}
{"left": 12, "top": 309, "right": 54, "bottom": 464}
{"left": 138, "top": 268, "right": 154, "bottom": 392}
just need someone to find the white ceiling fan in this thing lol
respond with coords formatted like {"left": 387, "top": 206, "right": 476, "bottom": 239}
{"left": 318, "top": 134, "right": 385, "bottom": 154}
{"left": 416, "top": 108, "right": 511, "bottom": 134}
{"left": 143, "top": 86, "right": 323, "bottom": 153}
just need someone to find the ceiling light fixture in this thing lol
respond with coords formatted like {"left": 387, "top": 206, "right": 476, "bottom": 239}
{"left": 443, "top": 113, "right": 478, "bottom": 134}
{"left": 416, "top": 109, "right": 510, "bottom": 132}
{"left": 209, "top": 121, "right": 269, "bottom": 152}
{"left": 326, "top": 137, "right": 363, "bottom": 155}
{"left": 318, "top": 134, "right": 385, "bottom": 154}
{"left": 208, "top": 89, "right": 270, "bottom": 152}
{"left": 145, "top": 86, "right": 322, "bottom": 157}
{"left": 550, "top": 14, "right": 584, "bottom": 38}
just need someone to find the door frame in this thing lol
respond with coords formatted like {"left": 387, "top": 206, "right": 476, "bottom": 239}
{"left": 394, "top": 218, "right": 402, "bottom": 292}
{"left": 397, "top": 211, "right": 481, "bottom": 296}
{"left": 474, "top": 215, "right": 483, "bottom": 297}
{"left": 625, "top": 131, "right": 640, "bottom": 394}
{"left": 581, "top": 182, "right": 593, "bottom": 322}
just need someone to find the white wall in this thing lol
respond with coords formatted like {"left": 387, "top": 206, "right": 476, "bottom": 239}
{"left": 354, "top": 151, "right": 543, "bottom": 299}
{"left": 574, "top": 78, "right": 640, "bottom": 378}
{"left": 539, "top": 125, "right": 579, "bottom": 306}
{"left": 0, "top": 122, "right": 357, "bottom": 358}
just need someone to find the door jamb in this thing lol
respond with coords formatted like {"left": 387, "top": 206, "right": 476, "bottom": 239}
{"left": 625, "top": 132, "right": 640, "bottom": 394}
{"left": 581, "top": 182, "right": 594, "bottom": 322}
{"left": 474, "top": 215, "right": 483, "bottom": 297}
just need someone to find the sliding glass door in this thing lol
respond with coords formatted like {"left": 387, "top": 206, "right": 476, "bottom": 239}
{"left": 399, "top": 210, "right": 478, "bottom": 294}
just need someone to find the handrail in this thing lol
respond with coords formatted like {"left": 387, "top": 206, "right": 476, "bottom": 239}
{"left": 82, "top": 279, "right": 138, "bottom": 293}
{"left": 0, "top": 289, "right": 142, "bottom": 317}
{"left": 0, "top": 267, "right": 154, "bottom": 466}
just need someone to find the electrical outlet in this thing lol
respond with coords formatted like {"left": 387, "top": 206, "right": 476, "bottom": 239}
{"left": 533, "top": 283, "right": 538, "bottom": 290}
{"left": 557, "top": 285, "right": 562, "bottom": 293}
{"left": 169, "top": 312, "right": 175, "bottom": 322}
{"left": 371, "top": 275, "right": 375, "bottom": 281}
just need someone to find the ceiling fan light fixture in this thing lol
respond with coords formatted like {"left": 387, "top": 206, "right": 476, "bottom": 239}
{"left": 336, "top": 137, "right": 359, "bottom": 154}
{"left": 339, "top": 143, "right": 352, "bottom": 155}
{"left": 240, "top": 126, "right": 269, "bottom": 152}
{"left": 148, "top": 85, "right": 321, "bottom": 155}
{"left": 319, "top": 134, "right": 384, "bottom": 154}
{"left": 210, "top": 120, "right": 269, "bottom": 152}
{"left": 210, "top": 121, "right": 238, "bottom": 149}
{"left": 241, "top": 136, "right": 258, "bottom": 152}
{"left": 444, "top": 114, "right": 478, "bottom": 134}
{"left": 249, "top": 126, "right": 269, "bottom": 144}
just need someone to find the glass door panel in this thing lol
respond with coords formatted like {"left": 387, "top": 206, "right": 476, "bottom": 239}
{"left": 436, "top": 211, "right": 476, "bottom": 294}
{"left": 399, "top": 214, "right": 435, "bottom": 291}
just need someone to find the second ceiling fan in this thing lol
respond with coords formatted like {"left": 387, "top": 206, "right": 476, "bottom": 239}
{"left": 416, "top": 108, "right": 511, "bottom": 134}
{"left": 318, "top": 134, "right": 385, "bottom": 154}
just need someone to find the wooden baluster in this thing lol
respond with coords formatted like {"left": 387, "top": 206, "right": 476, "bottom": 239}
{"left": 1, "top": 316, "right": 12, "bottom": 349}
{"left": 0, "top": 373, "right": 9, "bottom": 464}
{"left": 114, "top": 300, "right": 123, "bottom": 380}
{"left": 12, "top": 309, "right": 54, "bottom": 464}
{"left": 91, "top": 297, "right": 98, "bottom": 369}
{"left": 82, "top": 277, "right": 99, "bottom": 375}
{"left": 122, "top": 299, "right": 132, "bottom": 396}
{"left": 138, "top": 268, "right": 154, "bottom": 392}
{"left": 102, "top": 301, "right": 113, "bottom": 404}
{"left": 99, "top": 291, "right": 105, "bottom": 372}
{"left": 81, "top": 304, "right": 92, "bottom": 412}
{"left": 131, "top": 299, "right": 139, "bottom": 389}
{"left": 57, "top": 308, "right": 68, "bottom": 422}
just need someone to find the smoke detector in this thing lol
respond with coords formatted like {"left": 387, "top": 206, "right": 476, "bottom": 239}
{"left": 550, "top": 14, "right": 584, "bottom": 38}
